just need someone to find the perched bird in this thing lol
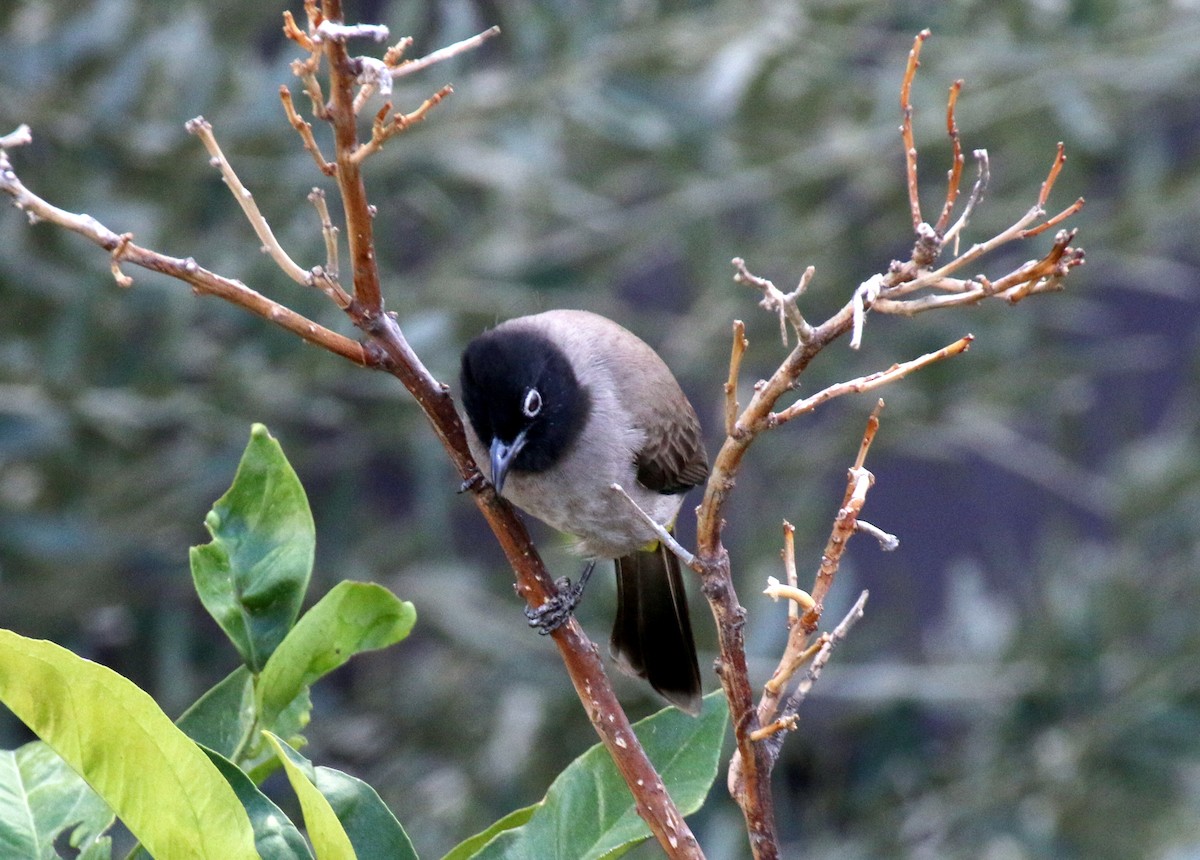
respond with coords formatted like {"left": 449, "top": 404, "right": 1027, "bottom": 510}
{"left": 459, "top": 310, "right": 709, "bottom": 714}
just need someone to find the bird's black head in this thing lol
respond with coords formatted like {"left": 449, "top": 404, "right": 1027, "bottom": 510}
{"left": 460, "top": 326, "right": 591, "bottom": 487}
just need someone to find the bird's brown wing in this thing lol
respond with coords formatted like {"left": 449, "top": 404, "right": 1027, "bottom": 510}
{"left": 634, "top": 391, "right": 709, "bottom": 494}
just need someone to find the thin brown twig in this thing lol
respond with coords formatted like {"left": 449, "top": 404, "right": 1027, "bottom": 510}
{"left": 725, "top": 320, "right": 748, "bottom": 437}
{"left": 390, "top": 25, "right": 501, "bottom": 80}
{"left": 186, "top": 117, "right": 311, "bottom": 286}
{"left": 748, "top": 714, "right": 798, "bottom": 742}
{"left": 874, "top": 222, "right": 1084, "bottom": 318}
{"left": 696, "top": 30, "right": 1084, "bottom": 859}
{"left": 854, "top": 398, "right": 885, "bottom": 471}
{"left": 307, "top": 188, "right": 340, "bottom": 279}
{"left": 284, "top": 4, "right": 329, "bottom": 120}
{"left": 732, "top": 257, "right": 813, "bottom": 345}
{"left": 804, "top": 468, "right": 872, "bottom": 634}
{"left": 778, "top": 589, "right": 869, "bottom": 717}
{"left": 1020, "top": 196, "right": 1085, "bottom": 239}
{"left": 761, "top": 635, "right": 825, "bottom": 700}
{"left": 1037, "top": 141, "right": 1067, "bottom": 208}
{"left": 0, "top": 140, "right": 365, "bottom": 365}
{"left": 941, "top": 147, "right": 989, "bottom": 250}
{"left": 351, "top": 85, "right": 453, "bottom": 165}
{"left": 110, "top": 233, "right": 135, "bottom": 287}
{"left": 610, "top": 482, "right": 699, "bottom": 571}
{"left": 782, "top": 521, "right": 798, "bottom": 621}
{"left": 991, "top": 228, "right": 1082, "bottom": 300}
{"left": 281, "top": 87, "right": 335, "bottom": 175}
{"left": 383, "top": 36, "right": 414, "bottom": 67}
{"left": 900, "top": 29, "right": 932, "bottom": 232}
{"left": 769, "top": 336, "right": 972, "bottom": 427}
{"left": 314, "top": 5, "right": 703, "bottom": 857}
{"left": 281, "top": 10, "right": 315, "bottom": 52}
{"left": 933, "top": 80, "right": 965, "bottom": 237}
{"left": 293, "top": 57, "right": 329, "bottom": 120}
{"left": 726, "top": 407, "right": 884, "bottom": 805}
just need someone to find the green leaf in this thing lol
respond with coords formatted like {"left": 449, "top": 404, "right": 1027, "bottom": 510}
{"left": 176, "top": 666, "right": 256, "bottom": 759}
{"left": 257, "top": 581, "right": 416, "bottom": 728}
{"left": 313, "top": 764, "right": 419, "bottom": 860}
{"left": 266, "top": 733, "right": 357, "bottom": 860}
{"left": 190, "top": 423, "right": 315, "bottom": 671}
{"left": 0, "top": 741, "right": 113, "bottom": 860}
{"left": 0, "top": 629, "right": 258, "bottom": 859}
{"left": 440, "top": 805, "right": 536, "bottom": 860}
{"left": 448, "top": 691, "right": 728, "bottom": 860}
{"left": 201, "top": 745, "right": 314, "bottom": 860}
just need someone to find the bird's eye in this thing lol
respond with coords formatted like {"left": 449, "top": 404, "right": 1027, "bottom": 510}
{"left": 522, "top": 388, "right": 542, "bottom": 418}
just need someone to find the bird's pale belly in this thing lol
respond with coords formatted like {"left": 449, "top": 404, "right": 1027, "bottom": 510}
{"left": 501, "top": 468, "right": 681, "bottom": 559}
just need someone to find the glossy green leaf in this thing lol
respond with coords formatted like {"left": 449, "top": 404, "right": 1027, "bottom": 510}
{"left": 266, "top": 733, "right": 357, "bottom": 860}
{"left": 0, "top": 630, "right": 258, "bottom": 859}
{"left": 0, "top": 741, "right": 113, "bottom": 860}
{"left": 202, "top": 745, "right": 314, "bottom": 860}
{"left": 440, "top": 805, "right": 536, "bottom": 860}
{"left": 313, "top": 763, "right": 418, "bottom": 860}
{"left": 244, "top": 686, "right": 313, "bottom": 783}
{"left": 257, "top": 581, "right": 416, "bottom": 727}
{"left": 175, "top": 665, "right": 314, "bottom": 782}
{"left": 190, "top": 423, "right": 315, "bottom": 671}
{"left": 176, "top": 665, "right": 256, "bottom": 759}
{"left": 450, "top": 691, "right": 728, "bottom": 860}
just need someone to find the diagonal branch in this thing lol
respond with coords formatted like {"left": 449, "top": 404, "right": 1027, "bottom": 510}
{"left": 770, "top": 335, "right": 973, "bottom": 426}
{"left": 0, "top": 136, "right": 365, "bottom": 366}
{"left": 311, "top": 5, "right": 702, "bottom": 856}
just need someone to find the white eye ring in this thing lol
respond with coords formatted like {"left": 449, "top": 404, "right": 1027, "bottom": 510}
{"left": 522, "top": 388, "right": 542, "bottom": 418}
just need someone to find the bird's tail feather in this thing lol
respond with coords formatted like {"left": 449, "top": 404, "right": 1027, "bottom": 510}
{"left": 610, "top": 541, "right": 702, "bottom": 715}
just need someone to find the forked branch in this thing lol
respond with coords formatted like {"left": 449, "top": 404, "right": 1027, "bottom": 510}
{"left": 690, "top": 29, "right": 1085, "bottom": 860}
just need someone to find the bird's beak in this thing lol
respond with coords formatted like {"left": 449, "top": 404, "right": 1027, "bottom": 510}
{"left": 489, "top": 429, "right": 527, "bottom": 495}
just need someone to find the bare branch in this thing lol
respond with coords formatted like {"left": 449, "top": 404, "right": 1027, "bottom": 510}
{"left": 1037, "top": 141, "right": 1067, "bottom": 208}
{"left": 900, "top": 29, "right": 932, "bottom": 232}
{"left": 850, "top": 273, "right": 883, "bottom": 349}
{"left": 391, "top": 25, "right": 502, "bottom": 80}
{"left": 857, "top": 519, "right": 900, "bottom": 551}
{"left": 185, "top": 117, "right": 312, "bottom": 286}
{"left": 933, "top": 80, "right": 965, "bottom": 237}
{"left": 941, "top": 148, "right": 990, "bottom": 250}
{"left": 782, "top": 520, "right": 799, "bottom": 620}
{"left": 0, "top": 125, "right": 32, "bottom": 149}
{"left": 351, "top": 85, "right": 453, "bottom": 165}
{"left": 0, "top": 145, "right": 365, "bottom": 365}
{"left": 315, "top": 20, "right": 390, "bottom": 43}
{"left": 281, "top": 10, "right": 316, "bottom": 52}
{"left": 854, "top": 399, "right": 886, "bottom": 470}
{"left": 732, "top": 257, "right": 813, "bottom": 346}
{"left": 725, "top": 320, "right": 748, "bottom": 437}
{"left": 771, "top": 336, "right": 972, "bottom": 426}
{"left": 281, "top": 86, "right": 335, "bottom": 175}
{"left": 610, "top": 483, "right": 699, "bottom": 571}
{"left": 307, "top": 187, "right": 340, "bottom": 280}
{"left": 763, "top": 576, "right": 815, "bottom": 612}
{"left": 1020, "top": 196, "right": 1085, "bottom": 239}
{"left": 780, "top": 589, "right": 869, "bottom": 715}
{"left": 383, "top": 36, "right": 414, "bottom": 67}
{"left": 109, "top": 233, "right": 135, "bottom": 287}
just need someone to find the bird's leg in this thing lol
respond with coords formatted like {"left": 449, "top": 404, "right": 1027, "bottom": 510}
{"left": 524, "top": 559, "right": 597, "bottom": 635}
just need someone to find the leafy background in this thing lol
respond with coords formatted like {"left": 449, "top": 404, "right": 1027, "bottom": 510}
{"left": 2, "top": 1, "right": 1199, "bottom": 858}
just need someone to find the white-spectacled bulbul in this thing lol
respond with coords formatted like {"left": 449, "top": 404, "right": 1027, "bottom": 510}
{"left": 459, "top": 310, "right": 708, "bottom": 714}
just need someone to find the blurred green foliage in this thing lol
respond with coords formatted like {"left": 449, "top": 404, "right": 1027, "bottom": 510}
{"left": 2, "top": 1, "right": 1199, "bottom": 857}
